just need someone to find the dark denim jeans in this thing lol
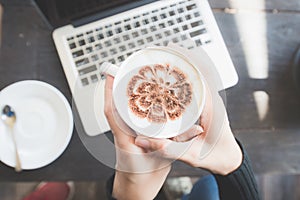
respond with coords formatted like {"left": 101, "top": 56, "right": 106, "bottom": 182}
{"left": 182, "top": 175, "right": 219, "bottom": 200}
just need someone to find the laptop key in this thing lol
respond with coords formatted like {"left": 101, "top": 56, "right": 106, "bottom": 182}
{"left": 142, "top": 19, "right": 149, "bottom": 25}
{"left": 115, "top": 21, "right": 122, "bottom": 25}
{"left": 134, "top": 21, "right": 141, "bottom": 28}
{"left": 75, "top": 57, "right": 89, "bottom": 67}
{"left": 91, "top": 54, "right": 99, "bottom": 61}
{"left": 128, "top": 42, "right": 136, "bottom": 48}
{"left": 123, "top": 35, "right": 130, "bottom": 41}
{"left": 186, "top": 4, "right": 197, "bottom": 11}
{"left": 163, "top": 40, "right": 169, "bottom": 46}
{"left": 97, "top": 33, "right": 104, "bottom": 40}
{"left": 72, "top": 50, "right": 84, "bottom": 58}
{"left": 118, "top": 55, "right": 125, "bottom": 62}
{"left": 69, "top": 43, "right": 76, "bottom": 49}
{"left": 160, "top": 13, "right": 167, "bottom": 19}
{"left": 78, "top": 39, "right": 86, "bottom": 46}
{"left": 119, "top": 45, "right": 126, "bottom": 52}
{"left": 132, "top": 31, "right": 139, "bottom": 37}
{"left": 155, "top": 33, "right": 162, "bottom": 39}
{"left": 110, "top": 48, "right": 118, "bottom": 55}
{"left": 143, "top": 12, "right": 149, "bottom": 16}
{"left": 88, "top": 36, "right": 95, "bottom": 43}
{"left": 150, "top": 26, "right": 157, "bottom": 31}
{"left": 100, "top": 51, "right": 108, "bottom": 58}
{"left": 194, "top": 11, "right": 201, "bottom": 17}
{"left": 104, "top": 41, "right": 112, "bottom": 47}
{"left": 195, "top": 39, "right": 202, "bottom": 46}
{"left": 173, "top": 28, "right": 180, "bottom": 33}
{"left": 91, "top": 74, "right": 98, "bottom": 83}
{"left": 178, "top": 8, "right": 184, "bottom": 13}
{"left": 113, "top": 37, "right": 121, "bottom": 44}
{"left": 106, "top": 30, "right": 113, "bottom": 37}
{"left": 95, "top": 43, "right": 102, "bottom": 50}
{"left": 79, "top": 65, "right": 97, "bottom": 75}
{"left": 182, "top": 25, "right": 188, "bottom": 31}
{"left": 164, "top": 30, "right": 171, "bottom": 36}
{"left": 152, "top": 9, "right": 158, "bottom": 13}
{"left": 181, "top": 34, "right": 188, "bottom": 41}
{"left": 146, "top": 36, "right": 154, "bottom": 42}
{"left": 168, "top": 20, "right": 174, "bottom": 26}
{"left": 86, "top": 46, "right": 93, "bottom": 53}
{"left": 151, "top": 16, "right": 158, "bottom": 22}
{"left": 169, "top": 11, "right": 175, "bottom": 16}
{"left": 124, "top": 24, "right": 131, "bottom": 30}
{"left": 116, "top": 27, "right": 122, "bottom": 34}
{"left": 81, "top": 78, "right": 89, "bottom": 86}
{"left": 100, "top": 73, "right": 106, "bottom": 80}
{"left": 190, "top": 28, "right": 207, "bottom": 37}
{"left": 172, "top": 37, "right": 179, "bottom": 43}
{"left": 177, "top": 17, "right": 183, "bottom": 23}
{"left": 141, "top": 29, "right": 148, "bottom": 35}
{"left": 191, "top": 21, "right": 204, "bottom": 28}
{"left": 159, "top": 23, "right": 166, "bottom": 28}
{"left": 137, "top": 39, "right": 144, "bottom": 45}
{"left": 108, "top": 59, "right": 116, "bottom": 64}
{"left": 185, "top": 14, "right": 191, "bottom": 20}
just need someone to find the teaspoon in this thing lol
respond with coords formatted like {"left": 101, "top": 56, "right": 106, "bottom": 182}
{"left": 1, "top": 105, "right": 22, "bottom": 172}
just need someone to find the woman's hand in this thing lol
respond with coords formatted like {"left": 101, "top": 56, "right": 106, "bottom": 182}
{"left": 105, "top": 75, "right": 171, "bottom": 200}
{"left": 135, "top": 84, "right": 243, "bottom": 175}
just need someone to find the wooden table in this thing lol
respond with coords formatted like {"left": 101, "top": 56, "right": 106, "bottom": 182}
{"left": 0, "top": 0, "right": 300, "bottom": 181}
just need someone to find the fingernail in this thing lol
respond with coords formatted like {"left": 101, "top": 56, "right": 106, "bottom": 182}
{"left": 135, "top": 137, "right": 150, "bottom": 148}
{"left": 196, "top": 125, "right": 204, "bottom": 133}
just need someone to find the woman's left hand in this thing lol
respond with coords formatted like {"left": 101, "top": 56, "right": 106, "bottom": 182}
{"left": 105, "top": 75, "right": 171, "bottom": 200}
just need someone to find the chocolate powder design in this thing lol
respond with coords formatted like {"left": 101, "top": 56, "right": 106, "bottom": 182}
{"left": 127, "top": 64, "right": 193, "bottom": 123}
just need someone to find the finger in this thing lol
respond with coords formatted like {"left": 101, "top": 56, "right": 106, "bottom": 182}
{"left": 135, "top": 136, "right": 171, "bottom": 152}
{"left": 135, "top": 135, "right": 196, "bottom": 161}
{"left": 171, "top": 125, "right": 204, "bottom": 142}
{"left": 104, "top": 76, "right": 136, "bottom": 149}
{"left": 199, "top": 84, "right": 213, "bottom": 130}
{"left": 104, "top": 75, "right": 117, "bottom": 128}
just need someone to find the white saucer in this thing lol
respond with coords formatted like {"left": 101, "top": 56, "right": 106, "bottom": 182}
{"left": 0, "top": 80, "right": 73, "bottom": 170}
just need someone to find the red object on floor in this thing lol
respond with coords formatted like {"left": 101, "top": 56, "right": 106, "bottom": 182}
{"left": 23, "top": 182, "right": 72, "bottom": 200}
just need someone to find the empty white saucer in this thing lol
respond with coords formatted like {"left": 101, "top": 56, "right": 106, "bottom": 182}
{"left": 0, "top": 80, "right": 73, "bottom": 170}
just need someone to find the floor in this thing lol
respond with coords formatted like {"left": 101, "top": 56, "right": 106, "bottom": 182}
{"left": 1, "top": 0, "right": 300, "bottom": 199}
{"left": 1, "top": 174, "right": 300, "bottom": 200}
{"left": 0, "top": 182, "right": 107, "bottom": 200}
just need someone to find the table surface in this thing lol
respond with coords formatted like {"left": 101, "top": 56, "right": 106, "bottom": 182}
{"left": 1, "top": 0, "right": 300, "bottom": 181}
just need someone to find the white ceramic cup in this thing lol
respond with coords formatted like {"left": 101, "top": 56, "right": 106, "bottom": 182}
{"left": 101, "top": 46, "right": 206, "bottom": 138}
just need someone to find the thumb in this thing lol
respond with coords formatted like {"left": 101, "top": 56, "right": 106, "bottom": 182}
{"left": 135, "top": 136, "right": 171, "bottom": 152}
{"left": 171, "top": 125, "right": 204, "bottom": 142}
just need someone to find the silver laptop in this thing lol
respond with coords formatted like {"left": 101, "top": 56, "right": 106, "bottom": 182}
{"left": 34, "top": 0, "right": 238, "bottom": 136}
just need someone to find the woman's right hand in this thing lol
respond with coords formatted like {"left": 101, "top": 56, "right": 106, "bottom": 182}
{"left": 135, "top": 87, "right": 243, "bottom": 175}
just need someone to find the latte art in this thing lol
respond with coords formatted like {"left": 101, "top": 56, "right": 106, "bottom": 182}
{"left": 127, "top": 64, "right": 193, "bottom": 123}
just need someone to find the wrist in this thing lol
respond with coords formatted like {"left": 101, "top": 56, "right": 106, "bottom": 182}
{"left": 214, "top": 141, "right": 243, "bottom": 175}
{"left": 212, "top": 129, "right": 243, "bottom": 175}
{"left": 113, "top": 171, "right": 148, "bottom": 200}
{"left": 112, "top": 166, "right": 171, "bottom": 200}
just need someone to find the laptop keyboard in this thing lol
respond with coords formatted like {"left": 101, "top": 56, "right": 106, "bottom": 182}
{"left": 66, "top": 0, "right": 212, "bottom": 87}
